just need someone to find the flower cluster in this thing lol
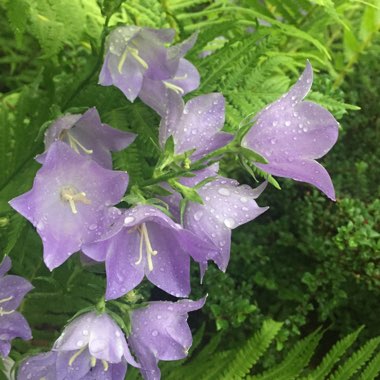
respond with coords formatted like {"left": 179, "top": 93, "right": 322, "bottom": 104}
{"left": 8, "top": 25, "right": 339, "bottom": 380}
{"left": 0, "top": 256, "right": 33, "bottom": 358}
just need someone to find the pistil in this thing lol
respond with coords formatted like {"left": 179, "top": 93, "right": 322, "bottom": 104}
{"left": 61, "top": 187, "right": 91, "bottom": 214}
{"left": 118, "top": 46, "right": 148, "bottom": 73}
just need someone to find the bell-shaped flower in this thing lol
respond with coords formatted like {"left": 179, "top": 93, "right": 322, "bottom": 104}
{"left": 52, "top": 311, "right": 137, "bottom": 380}
{"left": 99, "top": 26, "right": 181, "bottom": 101}
{"left": 0, "top": 256, "right": 33, "bottom": 357}
{"left": 184, "top": 178, "right": 268, "bottom": 272}
{"left": 159, "top": 92, "right": 233, "bottom": 160}
{"left": 139, "top": 58, "right": 200, "bottom": 116}
{"left": 9, "top": 142, "right": 129, "bottom": 270}
{"left": 128, "top": 297, "right": 206, "bottom": 380}
{"left": 82, "top": 205, "right": 215, "bottom": 300}
{"left": 241, "top": 62, "right": 339, "bottom": 200}
{"left": 36, "top": 108, "right": 136, "bottom": 169}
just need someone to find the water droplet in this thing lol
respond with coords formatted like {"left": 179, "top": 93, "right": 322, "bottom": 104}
{"left": 272, "top": 120, "right": 278, "bottom": 127}
{"left": 240, "top": 197, "right": 248, "bottom": 203}
{"left": 124, "top": 216, "right": 135, "bottom": 225}
{"left": 88, "top": 224, "right": 97, "bottom": 231}
{"left": 218, "top": 188, "right": 230, "bottom": 196}
{"left": 115, "top": 331, "right": 121, "bottom": 337}
{"left": 152, "top": 330, "right": 158, "bottom": 337}
{"left": 270, "top": 138, "right": 276, "bottom": 145}
{"left": 157, "top": 315, "right": 162, "bottom": 320}
{"left": 82, "top": 329, "right": 89, "bottom": 336}
{"left": 76, "top": 340, "right": 84, "bottom": 347}
{"left": 193, "top": 211, "right": 203, "bottom": 221}
{"left": 285, "top": 121, "right": 291, "bottom": 127}
{"left": 224, "top": 218, "right": 236, "bottom": 228}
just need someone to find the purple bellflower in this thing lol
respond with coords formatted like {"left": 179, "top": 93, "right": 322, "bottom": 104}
{"left": 159, "top": 92, "right": 233, "bottom": 160}
{"left": 18, "top": 312, "right": 138, "bottom": 380}
{"left": 82, "top": 205, "right": 215, "bottom": 300}
{"left": 184, "top": 178, "right": 268, "bottom": 273}
{"left": 128, "top": 297, "right": 206, "bottom": 380}
{"left": 9, "top": 142, "right": 129, "bottom": 270}
{"left": 99, "top": 26, "right": 196, "bottom": 103}
{"left": 36, "top": 108, "right": 136, "bottom": 169}
{"left": 241, "top": 62, "right": 339, "bottom": 200}
{"left": 0, "top": 256, "right": 33, "bottom": 357}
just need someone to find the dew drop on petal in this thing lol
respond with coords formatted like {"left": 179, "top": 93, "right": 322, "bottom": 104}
{"left": 240, "top": 197, "right": 248, "bottom": 203}
{"left": 151, "top": 330, "right": 158, "bottom": 337}
{"left": 124, "top": 216, "right": 135, "bottom": 225}
{"left": 193, "top": 211, "right": 203, "bottom": 221}
{"left": 224, "top": 218, "right": 236, "bottom": 228}
{"left": 218, "top": 188, "right": 230, "bottom": 196}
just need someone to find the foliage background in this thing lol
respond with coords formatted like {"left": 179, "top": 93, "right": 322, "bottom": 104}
{"left": 0, "top": 0, "right": 379, "bottom": 379}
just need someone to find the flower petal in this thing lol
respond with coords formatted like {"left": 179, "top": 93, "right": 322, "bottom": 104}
{"left": 0, "top": 275, "right": 33, "bottom": 310}
{"left": 0, "top": 256, "right": 11, "bottom": 277}
{"left": 18, "top": 351, "right": 57, "bottom": 380}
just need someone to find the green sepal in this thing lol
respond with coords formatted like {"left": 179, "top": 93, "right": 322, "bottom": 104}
{"left": 98, "top": 0, "right": 125, "bottom": 17}
{"left": 239, "top": 147, "right": 268, "bottom": 164}
{"left": 145, "top": 184, "right": 173, "bottom": 197}
{"left": 155, "top": 135, "right": 175, "bottom": 173}
{"left": 169, "top": 179, "right": 204, "bottom": 205}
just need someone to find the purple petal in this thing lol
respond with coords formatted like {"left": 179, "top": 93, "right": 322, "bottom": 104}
{"left": 256, "top": 159, "right": 336, "bottom": 200}
{"left": 0, "top": 312, "right": 32, "bottom": 341}
{"left": 104, "top": 229, "right": 145, "bottom": 300}
{"left": 0, "top": 341, "right": 11, "bottom": 357}
{"left": 56, "top": 349, "right": 92, "bottom": 380}
{"left": 18, "top": 351, "right": 58, "bottom": 380}
{"left": 53, "top": 312, "right": 96, "bottom": 351}
{"left": 145, "top": 222, "right": 191, "bottom": 297}
{"left": 0, "top": 256, "right": 11, "bottom": 277}
{"left": 0, "top": 275, "right": 33, "bottom": 310}
{"left": 88, "top": 314, "right": 126, "bottom": 363}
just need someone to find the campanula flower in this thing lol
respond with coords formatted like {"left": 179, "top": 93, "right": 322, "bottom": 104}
{"left": 82, "top": 205, "right": 215, "bottom": 300}
{"left": 9, "top": 142, "right": 129, "bottom": 270}
{"left": 184, "top": 178, "right": 268, "bottom": 272}
{"left": 128, "top": 297, "right": 206, "bottom": 380}
{"left": 0, "top": 256, "right": 32, "bottom": 357}
{"left": 100, "top": 26, "right": 190, "bottom": 102}
{"left": 159, "top": 92, "right": 233, "bottom": 160}
{"left": 36, "top": 108, "right": 136, "bottom": 169}
{"left": 241, "top": 62, "right": 339, "bottom": 200}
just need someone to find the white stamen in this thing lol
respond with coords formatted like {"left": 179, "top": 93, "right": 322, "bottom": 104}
{"left": 0, "top": 296, "right": 13, "bottom": 304}
{"left": 135, "top": 223, "right": 158, "bottom": 271}
{"left": 102, "top": 360, "right": 109, "bottom": 371}
{"left": 118, "top": 46, "right": 148, "bottom": 73}
{"left": 67, "top": 133, "right": 93, "bottom": 155}
{"left": 163, "top": 81, "right": 185, "bottom": 95}
{"left": 0, "top": 308, "right": 15, "bottom": 316}
{"left": 91, "top": 357, "right": 97, "bottom": 367}
{"left": 68, "top": 346, "right": 86, "bottom": 366}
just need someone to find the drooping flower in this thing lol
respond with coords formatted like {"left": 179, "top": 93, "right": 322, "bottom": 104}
{"left": 0, "top": 256, "right": 33, "bottom": 357}
{"left": 18, "top": 312, "right": 138, "bottom": 380}
{"left": 82, "top": 205, "right": 216, "bottom": 300}
{"left": 128, "top": 297, "right": 206, "bottom": 380}
{"left": 36, "top": 108, "right": 136, "bottom": 169}
{"left": 9, "top": 142, "right": 129, "bottom": 270}
{"left": 184, "top": 178, "right": 268, "bottom": 272}
{"left": 241, "top": 61, "right": 339, "bottom": 200}
{"left": 52, "top": 311, "right": 137, "bottom": 380}
{"left": 99, "top": 26, "right": 196, "bottom": 102}
{"left": 159, "top": 92, "right": 233, "bottom": 160}
{"left": 139, "top": 58, "right": 200, "bottom": 116}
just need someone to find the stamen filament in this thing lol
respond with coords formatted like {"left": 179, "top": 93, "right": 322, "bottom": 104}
{"left": 91, "top": 357, "right": 97, "bottom": 367}
{"left": 0, "top": 296, "right": 13, "bottom": 304}
{"left": 173, "top": 73, "right": 188, "bottom": 80}
{"left": 68, "top": 346, "right": 86, "bottom": 366}
{"left": 163, "top": 81, "right": 185, "bottom": 95}
{"left": 102, "top": 360, "right": 109, "bottom": 371}
{"left": 127, "top": 47, "right": 148, "bottom": 69}
{"left": 135, "top": 223, "right": 158, "bottom": 271}
{"left": 0, "top": 308, "right": 15, "bottom": 316}
{"left": 118, "top": 49, "right": 129, "bottom": 73}
{"left": 67, "top": 133, "right": 93, "bottom": 155}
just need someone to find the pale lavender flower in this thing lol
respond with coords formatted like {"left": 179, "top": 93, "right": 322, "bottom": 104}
{"left": 139, "top": 58, "right": 200, "bottom": 116}
{"left": 184, "top": 178, "right": 268, "bottom": 272}
{"left": 99, "top": 26, "right": 195, "bottom": 102}
{"left": 128, "top": 297, "right": 206, "bottom": 380}
{"left": 0, "top": 256, "right": 32, "bottom": 357}
{"left": 82, "top": 205, "right": 215, "bottom": 300}
{"left": 241, "top": 62, "right": 339, "bottom": 200}
{"left": 36, "top": 108, "right": 136, "bottom": 169}
{"left": 159, "top": 92, "right": 233, "bottom": 160}
{"left": 50, "top": 311, "right": 137, "bottom": 380}
{"left": 18, "top": 312, "right": 137, "bottom": 380}
{"left": 9, "top": 142, "right": 129, "bottom": 270}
